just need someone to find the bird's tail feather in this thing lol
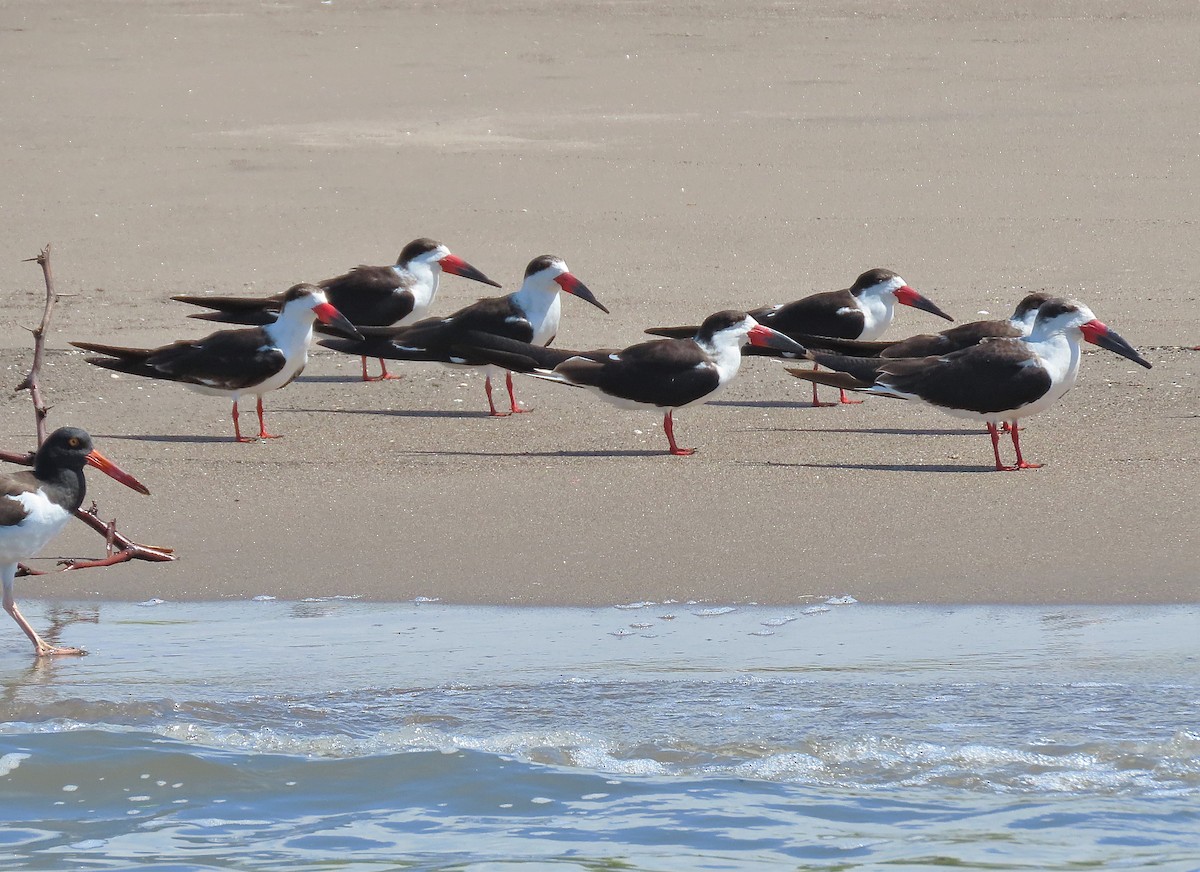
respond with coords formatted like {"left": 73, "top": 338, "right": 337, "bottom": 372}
{"left": 788, "top": 335, "right": 894, "bottom": 356}
{"left": 803, "top": 350, "right": 887, "bottom": 383}
{"left": 184, "top": 310, "right": 276, "bottom": 326}
{"left": 77, "top": 355, "right": 162, "bottom": 379}
{"left": 449, "top": 331, "right": 580, "bottom": 372}
{"left": 172, "top": 294, "right": 280, "bottom": 312}
{"left": 69, "top": 340, "right": 153, "bottom": 360}
{"left": 785, "top": 367, "right": 872, "bottom": 391}
{"left": 316, "top": 337, "right": 444, "bottom": 362}
{"left": 643, "top": 324, "right": 698, "bottom": 339}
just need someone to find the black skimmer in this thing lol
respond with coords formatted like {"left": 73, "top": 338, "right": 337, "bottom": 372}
{"left": 795, "top": 292, "right": 1053, "bottom": 360}
{"left": 318, "top": 255, "right": 609, "bottom": 417}
{"left": 646, "top": 268, "right": 953, "bottom": 406}
{"left": 2, "top": 427, "right": 150, "bottom": 656}
{"left": 172, "top": 238, "right": 501, "bottom": 381}
{"left": 453, "top": 310, "right": 807, "bottom": 455}
{"left": 785, "top": 298, "right": 1152, "bottom": 470}
{"left": 72, "top": 284, "right": 363, "bottom": 443}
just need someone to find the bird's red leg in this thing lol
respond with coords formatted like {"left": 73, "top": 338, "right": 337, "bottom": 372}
{"left": 1009, "top": 422, "right": 1042, "bottom": 469}
{"left": 987, "top": 422, "right": 1016, "bottom": 471}
{"left": 810, "top": 364, "right": 835, "bottom": 407}
{"left": 839, "top": 388, "right": 863, "bottom": 405}
{"left": 362, "top": 356, "right": 402, "bottom": 382}
{"left": 232, "top": 400, "right": 254, "bottom": 443}
{"left": 507, "top": 371, "right": 531, "bottom": 414}
{"left": 664, "top": 411, "right": 696, "bottom": 456}
{"left": 485, "top": 375, "right": 508, "bottom": 417}
{"left": 256, "top": 397, "right": 282, "bottom": 439}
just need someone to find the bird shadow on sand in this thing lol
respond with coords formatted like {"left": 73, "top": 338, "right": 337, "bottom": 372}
{"left": 291, "top": 407, "right": 495, "bottom": 419}
{"left": 88, "top": 433, "right": 236, "bottom": 444}
{"left": 739, "top": 459, "right": 997, "bottom": 474}
{"left": 745, "top": 424, "right": 977, "bottom": 437}
{"left": 708, "top": 399, "right": 815, "bottom": 410}
{"left": 297, "top": 375, "right": 403, "bottom": 385}
{"left": 400, "top": 448, "right": 664, "bottom": 459}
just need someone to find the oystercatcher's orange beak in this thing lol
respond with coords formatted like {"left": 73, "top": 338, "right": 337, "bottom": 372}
{"left": 86, "top": 449, "right": 151, "bottom": 495}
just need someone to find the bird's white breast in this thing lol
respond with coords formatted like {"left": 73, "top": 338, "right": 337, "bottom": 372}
{"left": 0, "top": 491, "right": 74, "bottom": 563}
{"left": 856, "top": 294, "right": 897, "bottom": 341}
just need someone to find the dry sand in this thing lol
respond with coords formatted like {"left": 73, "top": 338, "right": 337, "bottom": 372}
{"left": 0, "top": 0, "right": 1195, "bottom": 605}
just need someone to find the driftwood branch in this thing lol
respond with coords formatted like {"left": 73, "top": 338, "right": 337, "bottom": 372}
{"left": 3, "top": 243, "right": 177, "bottom": 574}
{"left": 59, "top": 502, "right": 175, "bottom": 568}
{"left": 15, "top": 244, "right": 58, "bottom": 445}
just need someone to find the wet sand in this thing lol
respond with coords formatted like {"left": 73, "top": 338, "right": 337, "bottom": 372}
{"left": 0, "top": 0, "right": 1195, "bottom": 605}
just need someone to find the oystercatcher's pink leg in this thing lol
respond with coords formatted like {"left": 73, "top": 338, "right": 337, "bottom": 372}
{"left": 3, "top": 587, "right": 84, "bottom": 657}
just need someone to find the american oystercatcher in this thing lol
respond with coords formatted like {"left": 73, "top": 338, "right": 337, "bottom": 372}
{"left": 646, "top": 268, "right": 953, "bottom": 406}
{"left": 786, "top": 298, "right": 1152, "bottom": 470}
{"left": 2, "top": 427, "right": 150, "bottom": 656}
{"left": 172, "top": 238, "right": 501, "bottom": 381}
{"left": 318, "top": 255, "right": 609, "bottom": 416}
{"left": 453, "top": 310, "right": 807, "bottom": 455}
{"left": 72, "top": 284, "right": 362, "bottom": 443}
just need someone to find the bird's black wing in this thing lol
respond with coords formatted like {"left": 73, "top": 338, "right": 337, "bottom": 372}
{"left": 877, "top": 340, "right": 1053, "bottom": 415}
{"left": 751, "top": 289, "right": 863, "bottom": 339}
{"left": 580, "top": 339, "right": 720, "bottom": 407}
{"left": 142, "top": 330, "right": 288, "bottom": 390}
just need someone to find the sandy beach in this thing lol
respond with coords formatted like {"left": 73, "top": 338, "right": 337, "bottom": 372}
{"left": 0, "top": 0, "right": 1195, "bottom": 605}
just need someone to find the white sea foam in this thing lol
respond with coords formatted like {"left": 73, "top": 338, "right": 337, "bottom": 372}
{"left": 761, "top": 616, "right": 797, "bottom": 627}
{"left": 0, "top": 753, "right": 30, "bottom": 776}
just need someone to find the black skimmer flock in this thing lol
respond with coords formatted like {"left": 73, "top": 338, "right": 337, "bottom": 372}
{"left": 318, "top": 255, "right": 609, "bottom": 417}
{"left": 454, "top": 310, "right": 807, "bottom": 455}
{"left": 72, "top": 284, "right": 363, "bottom": 443}
{"left": 786, "top": 298, "right": 1152, "bottom": 470}
{"left": 2, "top": 428, "right": 150, "bottom": 656}
{"left": 172, "top": 238, "right": 501, "bottom": 381}
{"left": 646, "top": 268, "right": 954, "bottom": 406}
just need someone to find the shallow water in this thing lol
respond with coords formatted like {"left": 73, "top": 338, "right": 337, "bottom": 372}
{"left": 1, "top": 600, "right": 1198, "bottom": 870}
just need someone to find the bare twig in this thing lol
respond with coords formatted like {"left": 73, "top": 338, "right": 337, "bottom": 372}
{"left": 15, "top": 243, "right": 58, "bottom": 445}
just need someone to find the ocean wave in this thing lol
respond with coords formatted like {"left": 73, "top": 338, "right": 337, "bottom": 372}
{"left": 4, "top": 722, "right": 1198, "bottom": 796}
